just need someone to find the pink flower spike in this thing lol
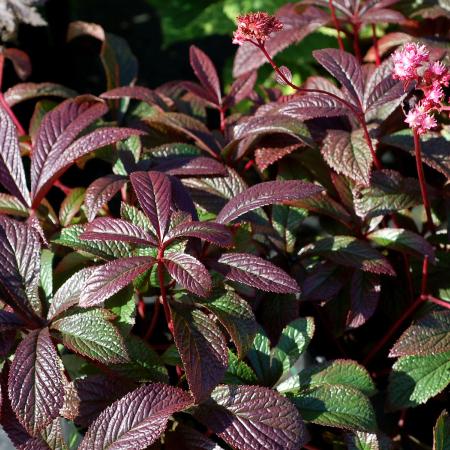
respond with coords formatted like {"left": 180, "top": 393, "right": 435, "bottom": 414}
{"left": 233, "top": 12, "right": 283, "bottom": 46}
{"left": 424, "top": 60, "right": 450, "bottom": 87}
{"left": 424, "top": 82, "right": 444, "bottom": 107}
{"left": 405, "top": 104, "right": 437, "bottom": 135}
{"left": 392, "top": 43, "right": 430, "bottom": 82}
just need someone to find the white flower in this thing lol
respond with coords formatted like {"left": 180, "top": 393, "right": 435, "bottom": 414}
{"left": 0, "top": 0, "right": 47, "bottom": 42}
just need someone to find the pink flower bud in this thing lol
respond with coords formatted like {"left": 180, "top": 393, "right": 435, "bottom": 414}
{"left": 233, "top": 12, "right": 283, "bottom": 46}
{"left": 392, "top": 43, "right": 429, "bottom": 82}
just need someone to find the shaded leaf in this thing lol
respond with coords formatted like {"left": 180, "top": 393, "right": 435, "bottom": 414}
{"left": 80, "top": 256, "right": 155, "bottom": 307}
{"left": 79, "top": 384, "right": 193, "bottom": 450}
{"left": 223, "top": 71, "right": 257, "bottom": 109}
{"left": 433, "top": 410, "right": 450, "bottom": 450}
{"left": 345, "top": 431, "right": 392, "bottom": 450}
{"left": 195, "top": 384, "right": 308, "bottom": 450}
{"left": 8, "top": 328, "right": 64, "bottom": 435}
{"left": 59, "top": 188, "right": 85, "bottom": 226}
{"left": 4, "top": 82, "right": 77, "bottom": 107}
{"left": 0, "top": 193, "right": 29, "bottom": 217}
{"left": 171, "top": 305, "right": 228, "bottom": 403}
{"left": 0, "top": 310, "right": 24, "bottom": 331}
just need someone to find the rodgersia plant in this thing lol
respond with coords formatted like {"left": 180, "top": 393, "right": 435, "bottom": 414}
{"left": 0, "top": 1, "right": 450, "bottom": 449}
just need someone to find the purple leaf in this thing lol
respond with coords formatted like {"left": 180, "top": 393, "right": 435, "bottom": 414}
{"left": 360, "top": 8, "right": 405, "bottom": 24}
{"left": 233, "top": 7, "right": 329, "bottom": 77}
{"left": 0, "top": 217, "right": 41, "bottom": 318}
{"left": 31, "top": 98, "right": 107, "bottom": 199}
{"left": 79, "top": 384, "right": 193, "bottom": 450}
{"left": 321, "top": 129, "right": 374, "bottom": 186}
{"left": 301, "top": 263, "right": 345, "bottom": 302}
{"left": 275, "top": 66, "right": 293, "bottom": 86}
{"left": 100, "top": 86, "right": 166, "bottom": 110}
{"left": 3, "top": 49, "right": 32, "bottom": 81}
{"left": 169, "top": 175, "right": 198, "bottom": 219}
{"left": 130, "top": 171, "right": 172, "bottom": 241}
{"left": 313, "top": 49, "right": 364, "bottom": 107}
{"left": 166, "top": 424, "right": 225, "bottom": 450}
{"left": 189, "top": 46, "right": 221, "bottom": 107}
{"left": 80, "top": 256, "right": 155, "bottom": 307}
{"left": 154, "top": 156, "right": 227, "bottom": 177}
{"left": 4, "top": 82, "right": 77, "bottom": 107}
{"left": 0, "top": 310, "right": 24, "bottom": 332}
{"left": 219, "top": 253, "right": 299, "bottom": 293}
{"left": 163, "top": 252, "right": 212, "bottom": 297}
{"left": 216, "top": 180, "right": 323, "bottom": 224}
{"left": 32, "top": 125, "right": 143, "bottom": 207}
{"left": 47, "top": 267, "right": 95, "bottom": 321}
{"left": 81, "top": 217, "right": 157, "bottom": 246}
{"left": 181, "top": 81, "right": 220, "bottom": 108}
{"left": 223, "top": 71, "right": 257, "bottom": 109}
{"left": 0, "top": 105, "right": 31, "bottom": 206}
{"left": 195, "top": 385, "right": 308, "bottom": 450}
{"left": 255, "top": 143, "right": 303, "bottom": 172}
{"left": 346, "top": 271, "right": 381, "bottom": 329}
{"left": 8, "top": 328, "right": 64, "bottom": 435}
{"left": 171, "top": 305, "right": 228, "bottom": 403}
{"left": 61, "top": 374, "right": 133, "bottom": 428}
{"left": 165, "top": 221, "right": 232, "bottom": 247}
{"left": 84, "top": 174, "right": 127, "bottom": 222}
{"left": 278, "top": 94, "right": 352, "bottom": 120}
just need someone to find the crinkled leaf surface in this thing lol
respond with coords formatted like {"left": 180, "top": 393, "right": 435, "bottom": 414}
{"left": 165, "top": 221, "right": 232, "bottom": 248}
{"left": 195, "top": 384, "right": 308, "bottom": 450}
{"left": 345, "top": 431, "right": 392, "bottom": 450}
{"left": 79, "top": 383, "right": 193, "bottom": 450}
{"left": 388, "top": 350, "right": 450, "bottom": 410}
{"left": 171, "top": 304, "right": 228, "bottom": 403}
{"left": 8, "top": 328, "right": 64, "bottom": 435}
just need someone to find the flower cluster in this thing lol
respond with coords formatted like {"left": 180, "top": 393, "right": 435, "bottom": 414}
{"left": 392, "top": 43, "right": 450, "bottom": 135}
{"left": 233, "top": 12, "right": 283, "bottom": 46}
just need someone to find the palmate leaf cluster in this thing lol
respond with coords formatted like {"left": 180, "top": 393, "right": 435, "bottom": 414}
{"left": 0, "top": 0, "right": 450, "bottom": 448}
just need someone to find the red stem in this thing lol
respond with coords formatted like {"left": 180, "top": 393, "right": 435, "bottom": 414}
{"left": 426, "top": 295, "right": 450, "bottom": 310}
{"left": 371, "top": 24, "right": 381, "bottom": 66}
{"left": 219, "top": 107, "right": 226, "bottom": 134}
{"left": 328, "top": 0, "right": 345, "bottom": 51}
{"left": 53, "top": 179, "right": 71, "bottom": 195}
{"left": 157, "top": 248, "right": 174, "bottom": 335}
{"left": 352, "top": 23, "right": 362, "bottom": 62}
{"left": 413, "top": 130, "right": 435, "bottom": 233}
{"left": 144, "top": 296, "right": 161, "bottom": 340}
{"left": 421, "top": 255, "right": 429, "bottom": 296}
{"left": 258, "top": 43, "right": 382, "bottom": 169}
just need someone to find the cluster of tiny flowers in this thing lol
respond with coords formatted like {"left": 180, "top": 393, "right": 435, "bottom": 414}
{"left": 392, "top": 43, "right": 450, "bottom": 135}
{"left": 233, "top": 12, "right": 283, "bottom": 46}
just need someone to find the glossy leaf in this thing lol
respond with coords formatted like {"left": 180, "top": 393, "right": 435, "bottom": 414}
{"left": 299, "top": 236, "right": 395, "bottom": 276}
{"left": 0, "top": 193, "right": 29, "bottom": 217}
{"left": 59, "top": 188, "right": 85, "bottom": 226}
{"left": 81, "top": 217, "right": 157, "bottom": 246}
{"left": 171, "top": 305, "right": 228, "bottom": 403}
{"left": 51, "top": 308, "right": 128, "bottom": 364}
{"left": 216, "top": 180, "right": 322, "bottom": 224}
{"left": 164, "top": 252, "right": 211, "bottom": 297}
{"left": 219, "top": 253, "right": 299, "bottom": 293}
{"left": 84, "top": 174, "right": 127, "bottom": 222}
{"left": 388, "top": 350, "right": 450, "bottom": 410}
{"left": 165, "top": 221, "right": 232, "bottom": 247}
{"left": 390, "top": 311, "right": 450, "bottom": 357}
{"left": 433, "top": 410, "right": 450, "bottom": 450}
{"left": 195, "top": 384, "right": 308, "bottom": 450}
{"left": 8, "top": 328, "right": 64, "bottom": 435}
{"left": 4, "top": 82, "right": 77, "bottom": 107}
{"left": 154, "top": 156, "right": 226, "bottom": 177}
{"left": 0, "top": 105, "right": 31, "bottom": 206}
{"left": 130, "top": 171, "right": 172, "bottom": 240}
{"left": 290, "top": 384, "right": 377, "bottom": 432}
{"left": 223, "top": 71, "right": 257, "bottom": 109}
{"left": 345, "top": 431, "right": 392, "bottom": 450}
{"left": 79, "top": 384, "right": 193, "bottom": 450}
{"left": 198, "top": 290, "right": 257, "bottom": 358}
{"left": 80, "top": 256, "right": 155, "bottom": 307}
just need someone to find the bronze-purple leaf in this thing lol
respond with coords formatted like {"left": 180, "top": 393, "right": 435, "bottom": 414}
{"left": 79, "top": 383, "right": 193, "bottom": 450}
{"left": 165, "top": 221, "right": 232, "bottom": 248}
{"left": 81, "top": 217, "right": 157, "bottom": 246}
{"left": 154, "top": 156, "right": 227, "bottom": 177}
{"left": 195, "top": 384, "right": 308, "bottom": 450}
{"left": 8, "top": 328, "right": 64, "bottom": 435}
{"left": 130, "top": 171, "right": 172, "bottom": 241}
{"left": 219, "top": 253, "right": 299, "bottom": 294}
{"left": 171, "top": 305, "right": 228, "bottom": 403}
{"left": 223, "top": 71, "right": 257, "bottom": 110}
{"left": 0, "top": 310, "right": 24, "bottom": 332}
{"left": 80, "top": 256, "right": 155, "bottom": 307}
{"left": 100, "top": 86, "right": 166, "bottom": 110}
{"left": 84, "top": 174, "right": 127, "bottom": 222}
{"left": 163, "top": 252, "right": 212, "bottom": 298}
{"left": 189, "top": 45, "right": 221, "bottom": 107}
{"left": 216, "top": 180, "right": 323, "bottom": 224}
{"left": 0, "top": 105, "right": 31, "bottom": 207}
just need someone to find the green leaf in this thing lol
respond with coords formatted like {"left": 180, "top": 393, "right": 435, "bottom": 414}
{"left": 247, "top": 328, "right": 282, "bottom": 386}
{"left": 345, "top": 431, "right": 392, "bottom": 450}
{"left": 390, "top": 310, "right": 450, "bottom": 357}
{"left": 51, "top": 308, "right": 129, "bottom": 364}
{"left": 120, "top": 202, "right": 155, "bottom": 234}
{"left": 321, "top": 128, "right": 375, "bottom": 186}
{"left": 368, "top": 228, "right": 435, "bottom": 263}
{"left": 388, "top": 350, "right": 450, "bottom": 410}
{"left": 197, "top": 290, "right": 257, "bottom": 358}
{"left": 224, "top": 350, "right": 258, "bottom": 385}
{"left": 289, "top": 384, "right": 377, "bottom": 432}
{"left": 112, "top": 334, "right": 168, "bottom": 382}
{"left": 272, "top": 317, "right": 314, "bottom": 381}
{"left": 434, "top": 410, "right": 450, "bottom": 450}
{"left": 40, "top": 249, "right": 54, "bottom": 304}
{"left": 53, "top": 225, "right": 132, "bottom": 260}
{"left": 0, "top": 193, "right": 29, "bottom": 217}
{"left": 299, "top": 235, "right": 395, "bottom": 275}
{"left": 104, "top": 285, "right": 136, "bottom": 334}
{"left": 272, "top": 205, "right": 307, "bottom": 253}
{"left": 59, "top": 188, "right": 86, "bottom": 226}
